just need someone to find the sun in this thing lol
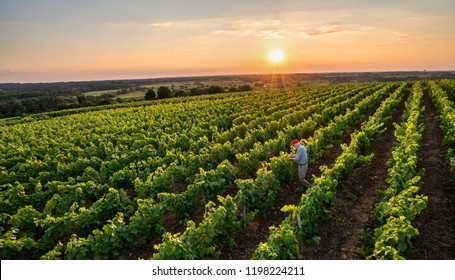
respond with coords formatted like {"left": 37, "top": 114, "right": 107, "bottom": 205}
{"left": 267, "top": 49, "right": 285, "bottom": 63}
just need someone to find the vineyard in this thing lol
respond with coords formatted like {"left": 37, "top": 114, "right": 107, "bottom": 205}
{"left": 1, "top": 80, "right": 454, "bottom": 260}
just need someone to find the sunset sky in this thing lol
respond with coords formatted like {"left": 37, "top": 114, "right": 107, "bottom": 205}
{"left": 1, "top": 0, "right": 454, "bottom": 83}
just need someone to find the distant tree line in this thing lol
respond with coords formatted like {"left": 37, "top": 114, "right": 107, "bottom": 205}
{"left": 0, "top": 95, "right": 125, "bottom": 118}
{"left": 144, "top": 84, "right": 253, "bottom": 100}
{"left": 0, "top": 80, "right": 135, "bottom": 98}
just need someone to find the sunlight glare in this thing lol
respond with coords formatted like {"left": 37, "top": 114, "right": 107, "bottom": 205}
{"left": 267, "top": 49, "right": 285, "bottom": 63}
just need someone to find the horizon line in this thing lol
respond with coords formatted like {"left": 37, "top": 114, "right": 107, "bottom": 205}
{"left": 2, "top": 69, "right": 455, "bottom": 85}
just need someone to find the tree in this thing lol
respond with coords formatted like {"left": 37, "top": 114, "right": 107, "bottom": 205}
{"left": 77, "top": 95, "right": 86, "bottom": 104}
{"left": 228, "top": 86, "right": 238, "bottom": 92}
{"left": 207, "top": 85, "right": 225, "bottom": 94}
{"left": 6, "top": 100, "right": 26, "bottom": 117}
{"left": 157, "top": 86, "right": 171, "bottom": 99}
{"left": 145, "top": 88, "right": 156, "bottom": 100}
{"left": 117, "top": 88, "right": 128, "bottom": 95}
{"left": 238, "top": 84, "right": 253, "bottom": 92}
{"left": 174, "top": 90, "right": 187, "bottom": 97}
{"left": 190, "top": 87, "right": 206, "bottom": 96}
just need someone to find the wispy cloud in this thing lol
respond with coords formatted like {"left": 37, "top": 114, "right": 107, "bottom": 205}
{"left": 302, "top": 26, "right": 342, "bottom": 37}
{"left": 212, "top": 20, "right": 285, "bottom": 39}
{"left": 212, "top": 16, "right": 347, "bottom": 40}
{"left": 149, "top": 21, "right": 174, "bottom": 28}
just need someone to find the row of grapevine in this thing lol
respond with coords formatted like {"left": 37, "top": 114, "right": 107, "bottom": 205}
{"left": 362, "top": 82, "right": 427, "bottom": 259}
{"left": 436, "top": 79, "right": 455, "bottom": 99}
{"left": 428, "top": 81, "right": 455, "bottom": 175}
{"left": 252, "top": 83, "right": 408, "bottom": 259}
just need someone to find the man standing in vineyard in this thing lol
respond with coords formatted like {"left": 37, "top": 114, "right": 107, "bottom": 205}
{"left": 289, "top": 139, "right": 312, "bottom": 192}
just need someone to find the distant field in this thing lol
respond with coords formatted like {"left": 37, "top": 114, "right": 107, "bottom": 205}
{"left": 83, "top": 79, "right": 260, "bottom": 100}
{"left": 82, "top": 89, "right": 118, "bottom": 97}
